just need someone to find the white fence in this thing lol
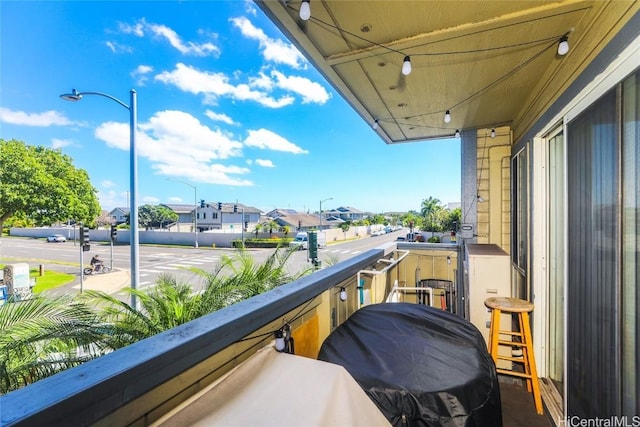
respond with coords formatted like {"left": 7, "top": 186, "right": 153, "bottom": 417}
{"left": 9, "top": 225, "right": 380, "bottom": 248}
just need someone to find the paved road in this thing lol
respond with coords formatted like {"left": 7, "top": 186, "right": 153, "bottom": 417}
{"left": 1, "top": 229, "right": 405, "bottom": 297}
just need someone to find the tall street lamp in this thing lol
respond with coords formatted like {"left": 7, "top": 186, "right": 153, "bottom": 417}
{"left": 319, "top": 197, "right": 333, "bottom": 229}
{"left": 167, "top": 179, "right": 198, "bottom": 248}
{"left": 60, "top": 88, "right": 139, "bottom": 309}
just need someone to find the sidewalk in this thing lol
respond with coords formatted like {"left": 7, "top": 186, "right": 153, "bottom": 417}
{"left": 72, "top": 269, "right": 132, "bottom": 294}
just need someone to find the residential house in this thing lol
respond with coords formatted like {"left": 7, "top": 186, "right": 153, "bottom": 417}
{"left": 325, "top": 206, "right": 366, "bottom": 222}
{"left": 197, "top": 202, "right": 262, "bottom": 232}
{"left": 108, "top": 207, "right": 129, "bottom": 225}
{"left": 161, "top": 204, "right": 195, "bottom": 232}
{"left": 267, "top": 209, "right": 324, "bottom": 232}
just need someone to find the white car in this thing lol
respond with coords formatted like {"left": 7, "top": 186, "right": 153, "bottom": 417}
{"left": 46, "top": 234, "right": 66, "bottom": 243}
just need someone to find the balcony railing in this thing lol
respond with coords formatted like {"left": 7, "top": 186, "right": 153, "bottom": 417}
{"left": 1, "top": 242, "right": 467, "bottom": 426}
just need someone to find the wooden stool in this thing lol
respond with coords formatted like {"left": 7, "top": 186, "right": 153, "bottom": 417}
{"left": 484, "top": 297, "right": 543, "bottom": 415}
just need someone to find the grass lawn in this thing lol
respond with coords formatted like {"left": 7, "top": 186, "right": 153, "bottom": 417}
{"left": 0, "top": 264, "right": 75, "bottom": 293}
{"left": 31, "top": 269, "right": 75, "bottom": 293}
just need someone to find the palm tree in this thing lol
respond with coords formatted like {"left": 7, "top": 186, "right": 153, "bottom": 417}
{"left": 266, "top": 220, "right": 278, "bottom": 238}
{"left": 421, "top": 197, "right": 444, "bottom": 231}
{"left": 0, "top": 295, "right": 114, "bottom": 394}
{"left": 195, "top": 246, "right": 311, "bottom": 306}
{"left": 0, "top": 248, "right": 313, "bottom": 393}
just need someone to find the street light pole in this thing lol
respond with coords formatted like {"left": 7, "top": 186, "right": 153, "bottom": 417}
{"left": 167, "top": 179, "right": 198, "bottom": 248}
{"left": 319, "top": 197, "right": 333, "bottom": 229}
{"left": 60, "top": 88, "right": 139, "bottom": 309}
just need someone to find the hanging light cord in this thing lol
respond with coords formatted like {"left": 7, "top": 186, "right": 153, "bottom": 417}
{"left": 377, "top": 39, "right": 556, "bottom": 127}
{"left": 234, "top": 296, "right": 317, "bottom": 344}
{"left": 285, "top": 2, "right": 581, "bottom": 60}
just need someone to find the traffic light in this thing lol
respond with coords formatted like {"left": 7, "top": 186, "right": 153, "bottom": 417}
{"left": 298, "top": 220, "right": 302, "bottom": 230}
{"left": 81, "top": 226, "right": 90, "bottom": 252}
{"left": 233, "top": 204, "right": 238, "bottom": 213}
{"left": 244, "top": 221, "right": 248, "bottom": 230}
{"left": 110, "top": 224, "right": 117, "bottom": 242}
{"left": 200, "top": 199, "right": 205, "bottom": 208}
{"left": 217, "top": 202, "right": 222, "bottom": 210}
{"left": 308, "top": 231, "right": 318, "bottom": 260}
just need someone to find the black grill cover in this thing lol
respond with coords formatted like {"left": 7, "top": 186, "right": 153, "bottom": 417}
{"left": 318, "top": 303, "right": 502, "bottom": 427}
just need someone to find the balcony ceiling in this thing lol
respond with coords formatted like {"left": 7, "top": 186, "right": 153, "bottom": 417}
{"left": 256, "top": 0, "right": 639, "bottom": 144}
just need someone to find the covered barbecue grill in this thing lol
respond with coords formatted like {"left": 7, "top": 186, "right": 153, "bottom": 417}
{"left": 318, "top": 303, "right": 502, "bottom": 426}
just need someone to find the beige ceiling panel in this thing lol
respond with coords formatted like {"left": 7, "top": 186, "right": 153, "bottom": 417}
{"left": 257, "top": 0, "right": 639, "bottom": 144}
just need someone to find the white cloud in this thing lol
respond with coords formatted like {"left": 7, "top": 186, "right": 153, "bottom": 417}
{"left": 101, "top": 180, "right": 117, "bottom": 189}
{"left": 255, "top": 159, "right": 275, "bottom": 168}
{"left": 118, "top": 19, "right": 220, "bottom": 56}
{"left": 131, "top": 64, "right": 154, "bottom": 85}
{"left": 230, "top": 16, "right": 306, "bottom": 68}
{"left": 249, "top": 72, "right": 274, "bottom": 91}
{"left": 98, "top": 189, "right": 128, "bottom": 211}
{"left": 147, "top": 22, "right": 220, "bottom": 56}
{"left": 105, "top": 41, "right": 133, "bottom": 53}
{"left": 244, "top": 128, "right": 308, "bottom": 154}
{"left": 205, "top": 110, "right": 237, "bottom": 125}
{"left": 270, "top": 70, "right": 331, "bottom": 104}
{"left": 51, "top": 138, "right": 74, "bottom": 149}
{"left": 0, "top": 107, "right": 74, "bottom": 127}
{"left": 155, "top": 63, "right": 294, "bottom": 108}
{"left": 156, "top": 163, "right": 253, "bottom": 186}
{"left": 167, "top": 196, "right": 183, "bottom": 203}
{"left": 133, "top": 64, "right": 153, "bottom": 75}
{"left": 94, "top": 110, "right": 253, "bottom": 186}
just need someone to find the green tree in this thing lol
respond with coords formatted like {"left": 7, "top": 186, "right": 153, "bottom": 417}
{"left": 0, "top": 295, "right": 115, "bottom": 394}
{"left": 84, "top": 247, "right": 311, "bottom": 346}
{"left": 266, "top": 220, "right": 277, "bottom": 237}
{"left": 137, "top": 205, "right": 178, "bottom": 230}
{"left": 420, "top": 197, "right": 444, "bottom": 231}
{"left": 0, "top": 248, "right": 312, "bottom": 392}
{"left": 0, "top": 139, "right": 101, "bottom": 229}
{"left": 370, "top": 214, "right": 386, "bottom": 225}
{"left": 443, "top": 207, "right": 462, "bottom": 231}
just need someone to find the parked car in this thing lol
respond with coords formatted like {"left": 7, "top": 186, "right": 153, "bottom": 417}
{"left": 46, "top": 234, "right": 66, "bottom": 243}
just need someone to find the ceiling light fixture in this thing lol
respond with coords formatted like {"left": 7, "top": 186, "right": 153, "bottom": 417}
{"left": 401, "top": 56, "right": 412, "bottom": 76}
{"left": 340, "top": 287, "right": 347, "bottom": 301}
{"left": 455, "top": 129, "right": 461, "bottom": 138}
{"left": 491, "top": 128, "right": 496, "bottom": 138}
{"left": 444, "top": 110, "right": 451, "bottom": 123}
{"left": 299, "top": 0, "right": 311, "bottom": 21}
{"left": 372, "top": 119, "right": 379, "bottom": 130}
{"left": 557, "top": 35, "right": 569, "bottom": 56}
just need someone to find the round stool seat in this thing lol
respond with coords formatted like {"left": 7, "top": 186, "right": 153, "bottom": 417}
{"left": 484, "top": 297, "right": 533, "bottom": 313}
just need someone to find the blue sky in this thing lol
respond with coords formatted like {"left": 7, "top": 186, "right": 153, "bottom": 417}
{"left": 0, "top": 1, "right": 460, "bottom": 214}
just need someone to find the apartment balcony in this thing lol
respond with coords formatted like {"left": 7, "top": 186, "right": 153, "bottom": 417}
{"left": 1, "top": 242, "right": 552, "bottom": 426}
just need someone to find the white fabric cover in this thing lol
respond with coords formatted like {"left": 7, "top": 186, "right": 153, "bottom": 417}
{"left": 153, "top": 346, "right": 390, "bottom": 427}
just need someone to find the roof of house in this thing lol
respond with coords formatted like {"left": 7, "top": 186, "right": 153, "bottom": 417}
{"left": 266, "top": 208, "right": 298, "bottom": 218}
{"left": 211, "top": 202, "right": 262, "bottom": 214}
{"left": 273, "top": 212, "right": 321, "bottom": 229}
{"left": 161, "top": 204, "right": 195, "bottom": 214}
{"left": 109, "top": 207, "right": 130, "bottom": 215}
